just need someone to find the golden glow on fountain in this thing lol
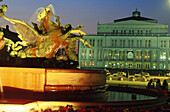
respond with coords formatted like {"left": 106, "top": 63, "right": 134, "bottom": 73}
{"left": 0, "top": 67, "right": 106, "bottom": 92}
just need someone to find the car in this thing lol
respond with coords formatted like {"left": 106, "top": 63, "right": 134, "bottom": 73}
{"left": 166, "top": 73, "right": 170, "bottom": 77}
{"left": 117, "top": 72, "right": 126, "bottom": 77}
{"left": 135, "top": 72, "right": 150, "bottom": 78}
{"left": 106, "top": 72, "right": 111, "bottom": 76}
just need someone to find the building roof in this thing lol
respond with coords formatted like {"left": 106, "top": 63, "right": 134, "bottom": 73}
{"left": 114, "top": 9, "right": 157, "bottom": 23}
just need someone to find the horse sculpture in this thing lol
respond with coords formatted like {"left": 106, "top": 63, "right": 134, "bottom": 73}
{"left": 0, "top": 4, "right": 92, "bottom": 61}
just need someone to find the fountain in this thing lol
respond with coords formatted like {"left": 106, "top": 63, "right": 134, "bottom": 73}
{"left": 0, "top": 2, "right": 168, "bottom": 112}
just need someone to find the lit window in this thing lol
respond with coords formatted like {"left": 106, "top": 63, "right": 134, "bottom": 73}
{"left": 81, "top": 61, "right": 86, "bottom": 66}
{"left": 92, "top": 61, "right": 94, "bottom": 66}
{"left": 84, "top": 62, "right": 86, "bottom": 66}
{"left": 89, "top": 50, "right": 91, "bottom": 58}
{"left": 89, "top": 61, "right": 91, "bottom": 66}
{"left": 144, "top": 51, "right": 151, "bottom": 61}
{"left": 89, "top": 50, "right": 94, "bottom": 58}
{"left": 160, "top": 52, "right": 166, "bottom": 60}
{"left": 136, "top": 51, "right": 142, "bottom": 60}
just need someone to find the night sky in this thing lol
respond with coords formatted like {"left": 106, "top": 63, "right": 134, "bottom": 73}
{"left": 0, "top": 0, "right": 170, "bottom": 34}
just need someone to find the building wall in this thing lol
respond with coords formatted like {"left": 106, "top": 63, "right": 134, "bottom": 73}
{"left": 79, "top": 34, "right": 170, "bottom": 70}
{"left": 79, "top": 11, "right": 170, "bottom": 71}
{"left": 97, "top": 20, "right": 168, "bottom": 35}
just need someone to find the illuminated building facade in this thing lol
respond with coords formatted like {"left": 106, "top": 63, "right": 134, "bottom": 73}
{"left": 79, "top": 10, "right": 170, "bottom": 71}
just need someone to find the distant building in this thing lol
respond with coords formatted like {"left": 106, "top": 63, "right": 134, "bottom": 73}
{"left": 79, "top": 9, "right": 170, "bottom": 72}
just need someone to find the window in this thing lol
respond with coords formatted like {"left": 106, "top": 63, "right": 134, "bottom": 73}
{"left": 81, "top": 50, "right": 86, "bottom": 59}
{"left": 90, "top": 39, "right": 92, "bottom": 46}
{"left": 120, "top": 40, "right": 122, "bottom": 47}
{"left": 146, "top": 30, "right": 148, "bottom": 34}
{"left": 128, "top": 40, "right": 130, "bottom": 47}
{"left": 131, "top": 40, "right": 134, "bottom": 47}
{"left": 93, "top": 39, "right": 95, "bottom": 46}
{"left": 100, "top": 39, "right": 103, "bottom": 46}
{"left": 137, "top": 40, "right": 139, "bottom": 48}
{"left": 115, "top": 30, "right": 118, "bottom": 34}
{"left": 137, "top": 64, "right": 141, "bottom": 69}
{"left": 160, "top": 52, "right": 166, "bottom": 61}
{"left": 138, "top": 30, "right": 140, "bottom": 34}
{"left": 136, "top": 51, "right": 142, "bottom": 60}
{"left": 113, "top": 30, "right": 118, "bottom": 34}
{"left": 119, "top": 50, "right": 125, "bottom": 60}
{"left": 90, "top": 39, "right": 95, "bottom": 46}
{"left": 145, "top": 64, "right": 150, "bottom": 69}
{"left": 124, "top": 30, "right": 126, "bottom": 34}
{"left": 121, "top": 30, "right": 123, "bottom": 34}
{"left": 81, "top": 61, "right": 86, "bottom": 66}
{"left": 89, "top": 50, "right": 94, "bottom": 58}
{"left": 164, "top": 40, "right": 166, "bottom": 47}
{"left": 161, "top": 40, "right": 167, "bottom": 48}
{"left": 112, "top": 40, "right": 117, "bottom": 47}
{"left": 141, "top": 30, "right": 143, "bottom": 34}
{"left": 132, "top": 30, "right": 134, "bottom": 34}
{"left": 97, "top": 50, "right": 102, "bottom": 59}
{"left": 128, "top": 64, "right": 133, "bottom": 69}
{"left": 145, "top": 40, "right": 147, "bottom": 47}
{"left": 112, "top": 39, "right": 117, "bottom": 47}
{"left": 115, "top": 40, "right": 117, "bottom": 47}
{"left": 92, "top": 50, "right": 94, "bottom": 58}
{"left": 145, "top": 40, "right": 151, "bottom": 48}
{"left": 113, "top": 30, "right": 115, "bottom": 34}
{"left": 89, "top": 61, "right": 94, "bottom": 66}
{"left": 144, "top": 51, "right": 151, "bottom": 61}
{"left": 161, "top": 40, "right": 163, "bottom": 47}
{"left": 148, "top": 40, "right": 151, "bottom": 47}
{"left": 140, "top": 40, "right": 142, "bottom": 47}
{"left": 104, "top": 50, "right": 109, "bottom": 59}
{"left": 123, "top": 40, "right": 125, "bottom": 47}
{"left": 97, "top": 39, "right": 100, "bottom": 46}
{"left": 111, "top": 50, "right": 117, "bottom": 60}
{"left": 89, "top": 50, "right": 91, "bottom": 58}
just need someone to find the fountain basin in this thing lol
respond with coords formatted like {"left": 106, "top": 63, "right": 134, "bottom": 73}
{"left": 0, "top": 85, "right": 168, "bottom": 112}
{"left": 0, "top": 67, "right": 106, "bottom": 92}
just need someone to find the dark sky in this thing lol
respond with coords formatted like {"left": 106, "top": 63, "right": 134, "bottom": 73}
{"left": 0, "top": 0, "right": 170, "bottom": 34}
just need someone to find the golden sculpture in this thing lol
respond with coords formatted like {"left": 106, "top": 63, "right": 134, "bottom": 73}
{"left": 0, "top": 4, "right": 92, "bottom": 61}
